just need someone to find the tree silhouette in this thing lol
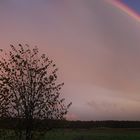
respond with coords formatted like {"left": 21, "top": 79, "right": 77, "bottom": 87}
{"left": 0, "top": 44, "right": 71, "bottom": 140}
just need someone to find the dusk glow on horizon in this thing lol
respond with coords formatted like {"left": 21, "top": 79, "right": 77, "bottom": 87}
{"left": 1, "top": 0, "right": 140, "bottom": 121}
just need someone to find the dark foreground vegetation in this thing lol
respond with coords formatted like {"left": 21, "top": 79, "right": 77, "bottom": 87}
{"left": 44, "top": 128, "right": 140, "bottom": 140}
{"left": 0, "top": 44, "right": 71, "bottom": 140}
{"left": 1, "top": 118, "right": 140, "bottom": 130}
{"left": 1, "top": 127, "right": 140, "bottom": 140}
{"left": 1, "top": 119, "right": 140, "bottom": 139}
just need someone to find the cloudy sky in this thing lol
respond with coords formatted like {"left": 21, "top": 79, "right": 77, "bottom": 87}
{"left": 0, "top": 0, "right": 140, "bottom": 120}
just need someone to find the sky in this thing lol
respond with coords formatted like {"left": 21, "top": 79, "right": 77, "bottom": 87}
{"left": 121, "top": 0, "right": 140, "bottom": 14}
{"left": 0, "top": 0, "right": 140, "bottom": 120}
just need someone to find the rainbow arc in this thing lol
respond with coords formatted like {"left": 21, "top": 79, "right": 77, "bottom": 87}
{"left": 107, "top": 0, "right": 140, "bottom": 23}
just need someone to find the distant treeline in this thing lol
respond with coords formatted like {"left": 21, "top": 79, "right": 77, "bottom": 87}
{"left": 0, "top": 118, "right": 140, "bottom": 130}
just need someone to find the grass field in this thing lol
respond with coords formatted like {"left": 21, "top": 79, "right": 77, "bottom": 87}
{"left": 44, "top": 128, "right": 140, "bottom": 140}
{"left": 1, "top": 128, "right": 140, "bottom": 140}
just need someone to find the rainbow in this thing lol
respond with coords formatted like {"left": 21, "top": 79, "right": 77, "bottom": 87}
{"left": 107, "top": 0, "right": 140, "bottom": 23}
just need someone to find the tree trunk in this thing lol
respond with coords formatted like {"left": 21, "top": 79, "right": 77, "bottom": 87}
{"left": 25, "top": 128, "right": 32, "bottom": 140}
{"left": 25, "top": 118, "right": 32, "bottom": 140}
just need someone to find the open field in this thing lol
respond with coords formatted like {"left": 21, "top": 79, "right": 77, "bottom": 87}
{"left": 43, "top": 128, "right": 140, "bottom": 140}
{"left": 1, "top": 120, "right": 140, "bottom": 139}
{"left": 1, "top": 128, "right": 140, "bottom": 140}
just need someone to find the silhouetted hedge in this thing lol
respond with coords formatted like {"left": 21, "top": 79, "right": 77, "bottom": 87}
{"left": 0, "top": 118, "right": 140, "bottom": 130}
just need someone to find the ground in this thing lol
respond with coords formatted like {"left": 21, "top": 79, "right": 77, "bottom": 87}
{"left": 45, "top": 128, "right": 140, "bottom": 140}
{"left": 1, "top": 128, "right": 140, "bottom": 140}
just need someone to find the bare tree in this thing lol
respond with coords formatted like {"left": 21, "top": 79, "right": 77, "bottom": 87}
{"left": 0, "top": 44, "right": 71, "bottom": 140}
